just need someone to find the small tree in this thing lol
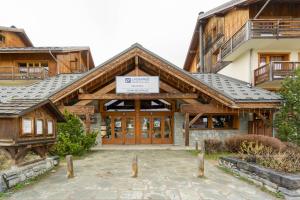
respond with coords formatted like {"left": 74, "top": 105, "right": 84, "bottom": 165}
{"left": 275, "top": 68, "right": 300, "bottom": 145}
{"left": 51, "top": 111, "right": 98, "bottom": 156}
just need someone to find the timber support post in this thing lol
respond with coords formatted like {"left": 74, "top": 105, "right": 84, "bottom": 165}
{"left": 132, "top": 155, "right": 138, "bottom": 178}
{"left": 66, "top": 155, "right": 74, "bottom": 179}
{"left": 197, "top": 153, "right": 204, "bottom": 177}
{"left": 184, "top": 113, "right": 190, "bottom": 146}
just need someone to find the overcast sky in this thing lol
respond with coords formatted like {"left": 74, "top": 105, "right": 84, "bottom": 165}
{"left": 1, "top": 0, "right": 227, "bottom": 67}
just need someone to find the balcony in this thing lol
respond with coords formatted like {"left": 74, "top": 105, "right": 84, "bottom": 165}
{"left": 0, "top": 66, "right": 49, "bottom": 80}
{"left": 221, "top": 19, "right": 300, "bottom": 60}
{"left": 254, "top": 61, "right": 300, "bottom": 86}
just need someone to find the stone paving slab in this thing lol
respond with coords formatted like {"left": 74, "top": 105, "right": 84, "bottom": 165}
{"left": 6, "top": 150, "right": 277, "bottom": 200}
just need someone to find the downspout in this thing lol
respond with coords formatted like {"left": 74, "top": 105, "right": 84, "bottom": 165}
{"left": 49, "top": 50, "right": 60, "bottom": 74}
{"left": 198, "top": 12, "right": 204, "bottom": 73}
{"left": 249, "top": 49, "right": 253, "bottom": 84}
{"left": 49, "top": 49, "right": 73, "bottom": 75}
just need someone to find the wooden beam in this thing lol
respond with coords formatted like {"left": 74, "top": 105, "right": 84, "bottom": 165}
{"left": 79, "top": 93, "right": 198, "bottom": 100}
{"left": 59, "top": 105, "right": 95, "bottom": 114}
{"left": 189, "top": 113, "right": 203, "bottom": 127}
{"left": 181, "top": 103, "right": 237, "bottom": 114}
{"left": 185, "top": 113, "right": 190, "bottom": 146}
{"left": 254, "top": 0, "right": 272, "bottom": 19}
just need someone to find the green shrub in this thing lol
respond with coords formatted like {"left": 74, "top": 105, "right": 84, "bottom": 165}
{"left": 51, "top": 111, "right": 97, "bottom": 156}
{"left": 224, "top": 134, "right": 285, "bottom": 153}
{"left": 204, "top": 139, "right": 223, "bottom": 154}
{"left": 275, "top": 68, "right": 300, "bottom": 145}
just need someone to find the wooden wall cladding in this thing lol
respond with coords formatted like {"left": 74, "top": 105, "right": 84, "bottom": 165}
{"left": 0, "top": 31, "right": 27, "bottom": 48}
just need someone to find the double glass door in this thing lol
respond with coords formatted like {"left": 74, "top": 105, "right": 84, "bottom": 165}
{"left": 140, "top": 115, "right": 172, "bottom": 144}
{"left": 102, "top": 113, "right": 172, "bottom": 144}
{"left": 111, "top": 116, "right": 136, "bottom": 144}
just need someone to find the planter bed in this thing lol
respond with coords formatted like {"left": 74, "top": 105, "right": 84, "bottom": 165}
{"left": 219, "top": 156, "right": 300, "bottom": 198}
{"left": 0, "top": 156, "right": 59, "bottom": 192}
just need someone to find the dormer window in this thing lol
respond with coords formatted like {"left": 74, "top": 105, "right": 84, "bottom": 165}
{"left": 0, "top": 34, "right": 5, "bottom": 44}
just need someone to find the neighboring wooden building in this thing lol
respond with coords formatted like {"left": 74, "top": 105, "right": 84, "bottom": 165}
{"left": 0, "top": 99, "right": 65, "bottom": 164}
{"left": 184, "top": 0, "right": 300, "bottom": 91}
{"left": 6, "top": 43, "right": 277, "bottom": 145}
{"left": 0, "top": 26, "right": 95, "bottom": 80}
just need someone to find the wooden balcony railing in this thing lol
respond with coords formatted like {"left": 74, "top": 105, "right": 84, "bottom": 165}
{"left": 221, "top": 19, "right": 300, "bottom": 59}
{"left": 254, "top": 61, "right": 300, "bottom": 85}
{"left": 0, "top": 66, "right": 49, "bottom": 80}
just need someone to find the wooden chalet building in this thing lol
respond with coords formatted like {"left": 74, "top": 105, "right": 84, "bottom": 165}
{"left": 0, "top": 26, "right": 94, "bottom": 81}
{"left": 1, "top": 43, "right": 282, "bottom": 146}
{"left": 184, "top": 0, "right": 300, "bottom": 91}
{"left": 0, "top": 99, "right": 65, "bottom": 164}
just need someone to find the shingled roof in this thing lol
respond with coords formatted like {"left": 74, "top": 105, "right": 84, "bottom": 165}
{"left": 0, "top": 98, "right": 65, "bottom": 121}
{"left": 0, "top": 74, "right": 82, "bottom": 102}
{"left": 193, "top": 73, "right": 280, "bottom": 102}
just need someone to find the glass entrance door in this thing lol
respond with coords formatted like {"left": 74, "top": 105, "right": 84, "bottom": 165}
{"left": 102, "top": 113, "right": 173, "bottom": 145}
{"left": 140, "top": 116, "right": 151, "bottom": 144}
{"left": 125, "top": 117, "right": 135, "bottom": 144}
{"left": 112, "top": 116, "right": 123, "bottom": 144}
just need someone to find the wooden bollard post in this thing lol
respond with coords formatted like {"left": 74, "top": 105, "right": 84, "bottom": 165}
{"left": 197, "top": 153, "right": 204, "bottom": 177}
{"left": 195, "top": 141, "right": 199, "bottom": 152}
{"left": 131, "top": 155, "right": 138, "bottom": 178}
{"left": 66, "top": 155, "right": 74, "bottom": 179}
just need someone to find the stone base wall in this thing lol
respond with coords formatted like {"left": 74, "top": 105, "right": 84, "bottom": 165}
{"left": 219, "top": 157, "right": 300, "bottom": 198}
{"left": 173, "top": 112, "right": 249, "bottom": 146}
{"left": 0, "top": 157, "right": 59, "bottom": 192}
{"left": 189, "top": 130, "right": 242, "bottom": 147}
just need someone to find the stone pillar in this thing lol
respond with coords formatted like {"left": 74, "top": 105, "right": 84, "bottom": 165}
{"left": 91, "top": 113, "right": 102, "bottom": 145}
{"left": 174, "top": 112, "right": 185, "bottom": 146}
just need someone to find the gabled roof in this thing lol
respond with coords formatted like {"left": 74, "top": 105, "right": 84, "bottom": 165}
{"left": 0, "top": 98, "right": 65, "bottom": 122}
{"left": 48, "top": 43, "right": 281, "bottom": 108}
{"left": 0, "top": 26, "right": 33, "bottom": 47}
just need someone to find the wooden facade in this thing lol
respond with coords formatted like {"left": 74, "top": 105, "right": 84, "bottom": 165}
{"left": 184, "top": 0, "right": 300, "bottom": 74}
{"left": 0, "top": 26, "right": 32, "bottom": 48}
{"left": 0, "top": 26, "right": 95, "bottom": 80}
{"left": 0, "top": 100, "right": 65, "bottom": 164}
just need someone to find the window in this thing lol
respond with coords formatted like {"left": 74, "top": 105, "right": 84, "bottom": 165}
{"left": 47, "top": 120, "right": 54, "bottom": 135}
{"left": 0, "top": 34, "right": 5, "bottom": 44}
{"left": 212, "top": 115, "right": 234, "bottom": 129}
{"left": 258, "top": 53, "right": 289, "bottom": 68}
{"left": 22, "top": 118, "right": 33, "bottom": 135}
{"left": 18, "top": 62, "right": 49, "bottom": 74}
{"left": 190, "top": 115, "right": 209, "bottom": 129}
{"left": 189, "top": 114, "right": 237, "bottom": 129}
{"left": 36, "top": 119, "right": 44, "bottom": 135}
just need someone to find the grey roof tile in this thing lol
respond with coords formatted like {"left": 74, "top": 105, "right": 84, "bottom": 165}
{"left": 0, "top": 74, "right": 83, "bottom": 103}
{"left": 192, "top": 73, "right": 281, "bottom": 102}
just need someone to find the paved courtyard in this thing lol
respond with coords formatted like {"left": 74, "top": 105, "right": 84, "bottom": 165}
{"left": 7, "top": 150, "right": 277, "bottom": 200}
